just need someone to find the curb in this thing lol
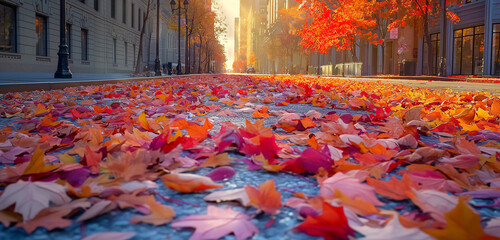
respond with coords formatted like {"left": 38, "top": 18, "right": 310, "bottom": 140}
{"left": 0, "top": 74, "right": 207, "bottom": 94}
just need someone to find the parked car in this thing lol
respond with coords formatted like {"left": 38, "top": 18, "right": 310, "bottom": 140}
{"left": 246, "top": 67, "right": 256, "bottom": 73}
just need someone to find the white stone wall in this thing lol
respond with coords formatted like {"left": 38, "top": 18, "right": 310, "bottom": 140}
{"left": 0, "top": 0, "right": 161, "bottom": 74}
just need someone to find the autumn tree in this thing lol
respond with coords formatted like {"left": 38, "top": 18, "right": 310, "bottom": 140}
{"left": 388, "top": 0, "right": 461, "bottom": 75}
{"left": 298, "top": 0, "right": 382, "bottom": 62}
{"left": 167, "top": 0, "right": 226, "bottom": 73}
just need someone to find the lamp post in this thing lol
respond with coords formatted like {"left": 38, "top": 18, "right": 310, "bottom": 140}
{"left": 154, "top": 0, "right": 161, "bottom": 76}
{"left": 54, "top": 0, "right": 72, "bottom": 78}
{"left": 170, "top": 0, "right": 188, "bottom": 75}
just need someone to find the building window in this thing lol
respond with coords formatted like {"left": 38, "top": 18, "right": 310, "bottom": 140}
{"left": 81, "top": 29, "right": 88, "bottom": 60}
{"left": 0, "top": 3, "right": 16, "bottom": 53}
{"left": 423, "top": 33, "right": 440, "bottom": 75}
{"left": 35, "top": 14, "right": 48, "bottom": 56}
{"left": 111, "top": 0, "right": 116, "bottom": 19}
{"left": 124, "top": 41, "right": 128, "bottom": 65}
{"left": 66, "top": 23, "right": 72, "bottom": 59}
{"left": 113, "top": 38, "right": 117, "bottom": 64}
{"left": 94, "top": 0, "right": 99, "bottom": 11}
{"left": 131, "top": 3, "right": 135, "bottom": 28}
{"left": 122, "top": 0, "right": 126, "bottom": 24}
{"left": 493, "top": 24, "right": 500, "bottom": 76}
{"left": 453, "top": 26, "right": 484, "bottom": 75}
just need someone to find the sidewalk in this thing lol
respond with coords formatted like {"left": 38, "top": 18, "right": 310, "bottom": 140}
{"left": 0, "top": 72, "right": 172, "bottom": 93}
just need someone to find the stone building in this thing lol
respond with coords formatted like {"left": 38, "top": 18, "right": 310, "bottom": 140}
{"left": 0, "top": 0, "right": 179, "bottom": 74}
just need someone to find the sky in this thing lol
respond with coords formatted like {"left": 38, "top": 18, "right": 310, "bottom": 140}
{"left": 215, "top": 0, "right": 239, "bottom": 70}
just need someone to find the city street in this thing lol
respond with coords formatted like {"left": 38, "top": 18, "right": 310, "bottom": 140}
{"left": 1, "top": 74, "right": 499, "bottom": 239}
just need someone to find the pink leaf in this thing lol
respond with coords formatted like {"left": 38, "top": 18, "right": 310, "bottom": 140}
{"left": 320, "top": 172, "right": 383, "bottom": 206}
{"left": 172, "top": 205, "right": 258, "bottom": 240}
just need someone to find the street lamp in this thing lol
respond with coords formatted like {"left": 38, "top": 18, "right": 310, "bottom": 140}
{"left": 54, "top": 0, "right": 72, "bottom": 78}
{"left": 154, "top": 0, "right": 161, "bottom": 76}
{"left": 170, "top": 0, "right": 188, "bottom": 75}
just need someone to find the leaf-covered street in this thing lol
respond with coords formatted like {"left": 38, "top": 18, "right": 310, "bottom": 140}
{"left": 1, "top": 74, "right": 500, "bottom": 240}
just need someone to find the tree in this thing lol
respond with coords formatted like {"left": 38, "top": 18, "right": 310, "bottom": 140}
{"left": 388, "top": 0, "right": 461, "bottom": 75}
{"left": 166, "top": 0, "right": 225, "bottom": 74}
{"left": 135, "top": 0, "right": 154, "bottom": 74}
{"left": 298, "top": 0, "right": 382, "bottom": 62}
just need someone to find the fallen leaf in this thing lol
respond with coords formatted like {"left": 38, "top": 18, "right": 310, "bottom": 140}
{"left": 296, "top": 201, "right": 355, "bottom": 240}
{"left": 423, "top": 198, "right": 495, "bottom": 240}
{"left": 161, "top": 173, "right": 223, "bottom": 193}
{"left": 352, "top": 212, "right": 433, "bottom": 240}
{"left": 320, "top": 172, "right": 384, "bottom": 206}
{"left": 81, "top": 232, "right": 135, "bottom": 240}
{"left": 76, "top": 200, "right": 116, "bottom": 222}
{"left": 130, "top": 199, "right": 175, "bottom": 226}
{"left": 172, "top": 205, "right": 258, "bottom": 240}
{"left": 245, "top": 180, "right": 281, "bottom": 215}
{"left": 203, "top": 188, "right": 250, "bottom": 206}
{"left": 0, "top": 180, "right": 71, "bottom": 221}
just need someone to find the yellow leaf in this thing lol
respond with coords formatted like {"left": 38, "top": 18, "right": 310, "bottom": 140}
{"left": 422, "top": 199, "right": 495, "bottom": 240}
{"left": 23, "top": 147, "right": 58, "bottom": 175}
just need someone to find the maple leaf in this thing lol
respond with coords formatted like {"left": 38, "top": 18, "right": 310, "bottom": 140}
{"left": 199, "top": 153, "right": 234, "bottom": 168}
{"left": 130, "top": 199, "right": 175, "bottom": 226}
{"left": 172, "top": 205, "right": 258, "bottom": 240}
{"left": 81, "top": 232, "right": 136, "bottom": 240}
{"left": 332, "top": 189, "right": 378, "bottom": 216}
{"left": 352, "top": 212, "right": 433, "bottom": 240}
{"left": 203, "top": 188, "right": 251, "bottom": 206}
{"left": 295, "top": 201, "right": 355, "bottom": 240}
{"left": 0, "top": 210, "right": 22, "bottom": 227}
{"left": 205, "top": 166, "right": 236, "bottom": 181}
{"left": 423, "top": 198, "right": 498, "bottom": 240}
{"left": 17, "top": 199, "right": 90, "bottom": 233}
{"left": 161, "top": 173, "right": 223, "bottom": 193}
{"left": 245, "top": 180, "right": 281, "bottom": 215}
{"left": 366, "top": 175, "right": 413, "bottom": 200}
{"left": 23, "top": 146, "right": 59, "bottom": 175}
{"left": 0, "top": 180, "right": 71, "bottom": 221}
{"left": 76, "top": 200, "right": 116, "bottom": 222}
{"left": 320, "top": 172, "right": 384, "bottom": 206}
{"left": 280, "top": 147, "right": 334, "bottom": 174}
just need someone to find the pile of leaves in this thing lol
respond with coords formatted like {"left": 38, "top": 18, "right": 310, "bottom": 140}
{"left": 1, "top": 74, "right": 500, "bottom": 240}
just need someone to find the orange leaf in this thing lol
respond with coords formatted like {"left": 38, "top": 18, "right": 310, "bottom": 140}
{"left": 422, "top": 198, "right": 496, "bottom": 240}
{"left": 161, "top": 173, "right": 223, "bottom": 193}
{"left": 23, "top": 147, "right": 58, "bottom": 175}
{"left": 245, "top": 180, "right": 281, "bottom": 215}
{"left": 490, "top": 98, "right": 500, "bottom": 117}
{"left": 366, "top": 175, "right": 413, "bottom": 200}
{"left": 199, "top": 153, "right": 234, "bottom": 168}
{"left": 130, "top": 198, "right": 176, "bottom": 226}
{"left": 333, "top": 189, "right": 379, "bottom": 216}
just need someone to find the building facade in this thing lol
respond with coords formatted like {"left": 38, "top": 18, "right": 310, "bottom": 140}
{"left": 238, "top": 0, "right": 500, "bottom": 76}
{"left": 0, "top": 0, "right": 179, "bottom": 75}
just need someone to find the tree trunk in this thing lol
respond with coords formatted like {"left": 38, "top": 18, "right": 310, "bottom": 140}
{"left": 134, "top": 0, "right": 151, "bottom": 74}
{"left": 306, "top": 54, "right": 309, "bottom": 74}
{"left": 350, "top": 43, "right": 359, "bottom": 62}
{"left": 198, "top": 36, "right": 202, "bottom": 73}
{"left": 439, "top": 0, "right": 447, "bottom": 77}
{"left": 424, "top": 13, "right": 433, "bottom": 75}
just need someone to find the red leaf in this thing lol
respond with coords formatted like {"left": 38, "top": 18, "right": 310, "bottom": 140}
{"left": 296, "top": 201, "right": 354, "bottom": 240}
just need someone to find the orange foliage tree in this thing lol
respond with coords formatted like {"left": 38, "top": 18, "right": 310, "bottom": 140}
{"left": 297, "top": 0, "right": 383, "bottom": 62}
